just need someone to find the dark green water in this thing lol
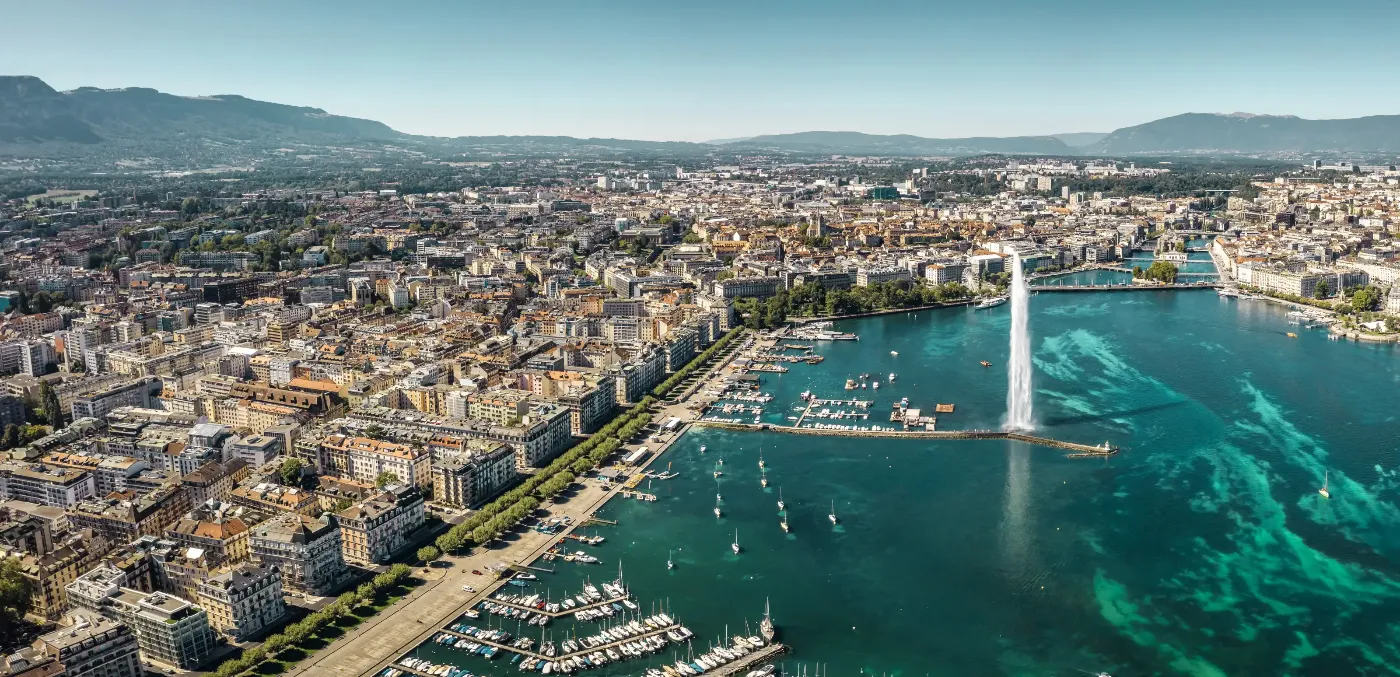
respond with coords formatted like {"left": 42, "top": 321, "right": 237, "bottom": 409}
{"left": 414, "top": 288, "right": 1400, "bottom": 677}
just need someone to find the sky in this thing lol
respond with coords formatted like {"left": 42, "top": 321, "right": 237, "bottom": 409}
{"left": 4, "top": 0, "right": 1399, "bottom": 141}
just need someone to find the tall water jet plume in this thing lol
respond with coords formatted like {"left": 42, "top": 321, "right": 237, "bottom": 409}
{"left": 1004, "top": 252, "right": 1034, "bottom": 430}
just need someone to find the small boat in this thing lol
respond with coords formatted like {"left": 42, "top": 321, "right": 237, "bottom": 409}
{"left": 760, "top": 471, "right": 768, "bottom": 488}
{"left": 758, "top": 451, "right": 764, "bottom": 469}
{"left": 872, "top": 381, "right": 879, "bottom": 390}
{"left": 1287, "top": 332, "right": 1298, "bottom": 338}
{"left": 777, "top": 487, "right": 785, "bottom": 512}
{"left": 732, "top": 529, "right": 741, "bottom": 554}
{"left": 888, "top": 373, "right": 896, "bottom": 381}
{"left": 667, "top": 549, "right": 674, "bottom": 570}
{"left": 975, "top": 296, "right": 1008, "bottom": 309}
{"left": 828, "top": 500, "right": 838, "bottom": 525}
{"left": 1319, "top": 471, "right": 1331, "bottom": 499}
{"left": 699, "top": 445, "right": 707, "bottom": 453}
{"left": 980, "top": 361, "right": 992, "bottom": 367}
{"left": 779, "top": 515, "right": 789, "bottom": 532}
{"left": 890, "top": 350, "right": 898, "bottom": 356}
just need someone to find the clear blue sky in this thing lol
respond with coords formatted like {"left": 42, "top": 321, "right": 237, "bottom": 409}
{"left": 3, "top": 0, "right": 1396, "bottom": 141}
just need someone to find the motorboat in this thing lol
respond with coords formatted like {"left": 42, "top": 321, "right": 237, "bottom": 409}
{"left": 975, "top": 296, "right": 1008, "bottom": 309}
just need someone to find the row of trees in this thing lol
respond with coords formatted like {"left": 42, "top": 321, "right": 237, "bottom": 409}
{"left": 428, "top": 398, "right": 660, "bottom": 558}
{"left": 734, "top": 281, "right": 973, "bottom": 329}
{"left": 426, "top": 330, "right": 743, "bottom": 561}
{"left": 210, "top": 564, "right": 412, "bottom": 677}
{"left": 652, "top": 328, "right": 744, "bottom": 398}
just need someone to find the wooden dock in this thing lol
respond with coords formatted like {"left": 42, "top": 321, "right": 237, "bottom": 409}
{"left": 695, "top": 421, "right": 1118, "bottom": 457}
{"left": 487, "top": 593, "right": 632, "bottom": 618}
{"left": 436, "top": 622, "right": 682, "bottom": 663}
{"left": 391, "top": 662, "right": 436, "bottom": 677}
{"left": 706, "top": 643, "right": 790, "bottom": 676}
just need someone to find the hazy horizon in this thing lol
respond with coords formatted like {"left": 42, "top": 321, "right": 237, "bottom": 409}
{"left": 4, "top": 0, "right": 1397, "bottom": 141}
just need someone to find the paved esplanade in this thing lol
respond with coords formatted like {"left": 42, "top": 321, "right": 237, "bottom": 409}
{"left": 289, "top": 348, "right": 735, "bottom": 677}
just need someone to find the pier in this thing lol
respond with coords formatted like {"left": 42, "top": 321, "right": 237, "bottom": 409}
{"left": 706, "top": 643, "right": 791, "bottom": 676}
{"left": 390, "top": 662, "right": 437, "bottom": 677}
{"left": 694, "top": 420, "right": 1118, "bottom": 457}
{"left": 435, "top": 621, "right": 683, "bottom": 663}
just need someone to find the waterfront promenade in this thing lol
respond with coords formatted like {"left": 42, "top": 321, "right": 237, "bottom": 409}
{"left": 327, "top": 389, "right": 726, "bottom": 677}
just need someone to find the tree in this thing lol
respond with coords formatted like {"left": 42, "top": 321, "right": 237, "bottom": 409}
{"left": 0, "top": 557, "right": 35, "bottom": 646}
{"left": 417, "top": 545, "right": 440, "bottom": 563}
{"left": 363, "top": 424, "right": 386, "bottom": 440}
{"left": 0, "top": 424, "right": 19, "bottom": 450}
{"left": 1352, "top": 285, "right": 1382, "bottom": 312}
{"left": 31, "top": 291, "right": 54, "bottom": 313}
{"left": 375, "top": 472, "right": 401, "bottom": 490}
{"left": 1313, "top": 279, "right": 1330, "bottom": 299}
{"left": 279, "top": 457, "right": 305, "bottom": 486}
{"left": 39, "top": 382, "right": 62, "bottom": 430}
{"left": 1142, "top": 261, "right": 1179, "bottom": 284}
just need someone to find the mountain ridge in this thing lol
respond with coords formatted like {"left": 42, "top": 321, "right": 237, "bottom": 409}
{"left": 4, "top": 76, "right": 1400, "bottom": 158}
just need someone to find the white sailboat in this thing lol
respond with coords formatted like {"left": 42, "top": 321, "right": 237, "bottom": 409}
{"left": 699, "top": 445, "right": 707, "bottom": 454}
{"left": 732, "top": 529, "right": 741, "bottom": 554}
{"left": 758, "top": 450, "right": 764, "bottom": 469}
{"left": 1319, "top": 470, "right": 1331, "bottom": 499}
{"left": 714, "top": 496, "right": 722, "bottom": 518}
{"left": 780, "top": 514, "right": 789, "bottom": 533}
{"left": 777, "top": 487, "right": 785, "bottom": 512}
{"left": 760, "top": 467, "right": 768, "bottom": 488}
{"left": 667, "top": 549, "right": 674, "bottom": 570}
{"left": 828, "top": 500, "right": 838, "bottom": 524}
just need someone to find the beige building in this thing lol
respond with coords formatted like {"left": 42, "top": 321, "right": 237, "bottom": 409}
{"left": 197, "top": 563, "right": 285, "bottom": 641}
{"left": 432, "top": 440, "right": 517, "bottom": 509}
{"left": 318, "top": 435, "right": 431, "bottom": 488}
{"left": 336, "top": 485, "right": 424, "bottom": 565}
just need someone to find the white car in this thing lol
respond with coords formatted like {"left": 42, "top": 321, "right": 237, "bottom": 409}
{"left": 462, "top": 585, "right": 476, "bottom": 592}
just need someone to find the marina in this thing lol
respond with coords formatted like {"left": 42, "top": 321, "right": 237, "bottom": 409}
{"left": 388, "top": 269, "right": 1391, "bottom": 677}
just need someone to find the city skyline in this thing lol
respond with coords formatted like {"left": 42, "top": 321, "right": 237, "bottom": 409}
{"left": 4, "top": 0, "right": 1399, "bottom": 141}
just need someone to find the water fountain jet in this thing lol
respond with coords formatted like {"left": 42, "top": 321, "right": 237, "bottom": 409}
{"left": 1005, "top": 252, "right": 1034, "bottom": 431}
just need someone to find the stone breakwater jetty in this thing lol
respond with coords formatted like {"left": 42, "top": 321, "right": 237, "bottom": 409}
{"left": 695, "top": 421, "right": 1119, "bottom": 457}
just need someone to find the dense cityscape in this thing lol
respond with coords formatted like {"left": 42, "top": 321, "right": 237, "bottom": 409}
{"left": 0, "top": 150, "right": 1398, "bottom": 676}
{"left": 6, "top": 0, "right": 1400, "bottom": 673}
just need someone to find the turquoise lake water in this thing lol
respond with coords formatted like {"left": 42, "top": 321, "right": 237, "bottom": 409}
{"left": 412, "top": 284, "right": 1400, "bottom": 676}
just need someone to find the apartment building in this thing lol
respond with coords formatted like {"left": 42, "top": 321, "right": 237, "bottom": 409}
{"left": 317, "top": 435, "right": 432, "bottom": 487}
{"left": 66, "top": 566, "right": 216, "bottom": 670}
{"left": 335, "top": 484, "right": 424, "bottom": 565}
{"left": 248, "top": 513, "right": 346, "bottom": 596}
{"left": 196, "top": 563, "right": 285, "bottom": 641}
{"left": 431, "top": 440, "right": 516, "bottom": 509}
{"left": 0, "top": 463, "right": 95, "bottom": 508}
{"left": 32, "top": 615, "right": 142, "bottom": 677}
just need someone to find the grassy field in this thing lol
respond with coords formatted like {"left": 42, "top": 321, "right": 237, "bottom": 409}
{"left": 25, "top": 189, "right": 97, "bottom": 205}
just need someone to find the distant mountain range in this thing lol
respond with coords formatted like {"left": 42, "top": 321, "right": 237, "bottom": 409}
{"left": 0, "top": 75, "right": 397, "bottom": 146}
{"left": 715, "top": 131, "right": 1072, "bottom": 155}
{"left": 3, "top": 75, "right": 1400, "bottom": 160}
{"left": 1091, "top": 113, "right": 1400, "bottom": 154}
